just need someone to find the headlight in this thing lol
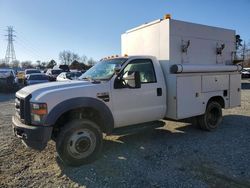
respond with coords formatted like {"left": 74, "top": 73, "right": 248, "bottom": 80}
{"left": 30, "top": 103, "right": 47, "bottom": 125}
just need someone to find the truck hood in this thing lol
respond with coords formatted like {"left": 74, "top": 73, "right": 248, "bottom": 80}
{"left": 17, "top": 80, "right": 94, "bottom": 98}
{"left": 16, "top": 81, "right": 99, "bottom": 98}
{"left": 16, "top": 79, "right": 111, "bottom": 112}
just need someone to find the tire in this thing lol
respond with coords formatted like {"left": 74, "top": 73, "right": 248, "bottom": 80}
{"left": 198, "top": 101, "right": 222, "bottom": 131}
{"left": 56, "top": 119, "right": 103, "bottom": 166}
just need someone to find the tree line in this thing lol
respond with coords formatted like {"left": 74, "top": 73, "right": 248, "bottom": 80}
{"left": 236, "top": 36, "right": 250, "bottom": 67}
{"left": 0, "top": 50, "right": 97, "bottom": 71}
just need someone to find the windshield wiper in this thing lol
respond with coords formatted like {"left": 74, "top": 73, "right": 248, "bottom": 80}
{"left": 81, "top": 77, "right": 101, "bottom": 83}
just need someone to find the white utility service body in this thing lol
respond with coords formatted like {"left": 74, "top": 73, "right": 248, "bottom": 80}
{"left": 12, "top": 17, "right": 241, "bottom": 166}
{"left": 121, "top": 17, "right": 241, "bottom": 120}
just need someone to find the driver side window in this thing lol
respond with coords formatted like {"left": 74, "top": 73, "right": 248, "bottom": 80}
{"left": 123, "top": 59, "right": 156, "bottom": 84}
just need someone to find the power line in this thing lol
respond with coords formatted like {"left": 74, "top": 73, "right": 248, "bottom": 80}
{"left": 15, "top": 40, "right": 44, "bottom": 60}
{"left": 2, "top": 27, "right": 52, "bottom": 62}
{"left": 16, "top": 36, "right": 43, "bottom": 59}
{"left": 15, "top": 31, "right": 43, "bottom": 55}
{"left": 15, "top": 30, "right": 47, "bottom": 61}
{"left": 5, "top": 26, "right": 16, "bottom": 63}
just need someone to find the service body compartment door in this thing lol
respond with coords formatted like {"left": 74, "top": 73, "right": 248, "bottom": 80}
{"left": 176, "top": 76, "right": 203, "bottom": 119}
{"left": 202, "top": 75, "right": 229, "bottom": 92}
{"left": 229, "top": 74, "right": 241, "bottom": 107}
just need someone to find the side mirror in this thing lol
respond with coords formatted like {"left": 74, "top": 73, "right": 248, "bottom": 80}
{"left": 123, "top": 71, "right": 141, "bottom": 89}
{"left": 114, "top": 64, "right": 122, "bottom": 75}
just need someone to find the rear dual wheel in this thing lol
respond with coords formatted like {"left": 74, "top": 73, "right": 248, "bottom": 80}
{"left": 198, "top": 101, "right": 222, "bottom": 131}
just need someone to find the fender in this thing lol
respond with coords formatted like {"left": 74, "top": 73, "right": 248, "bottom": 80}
{"left": 44, "top": 97, "right": 114, "bottom": 133}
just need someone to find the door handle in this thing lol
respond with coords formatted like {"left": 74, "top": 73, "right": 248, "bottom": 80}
{"left": 157, "top": 88, "right": 162, "bottom": 96}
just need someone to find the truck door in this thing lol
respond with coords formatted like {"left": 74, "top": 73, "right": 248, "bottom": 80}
{"left": 111, "top": 59, "right": 165, "bottom": 127}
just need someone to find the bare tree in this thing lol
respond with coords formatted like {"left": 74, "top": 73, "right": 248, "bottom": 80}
{"left": 246, "top": 41, "right": 250, "bottom": 59}
{"left": 0, "top": 59, "right": 8, "bottom": 68}
{"left": 243, "top": 41, "right": 250, "bottom": 67}
{"left": 21, "top": 61, "right": 33, "bottom": 69}
{"left": 59, "top": 50, "right": 80, "bottom": 65}
{"left": 81, "top": 55, "right": 88, "bottom": 64}
{"left": 12, "top": 60, "right": 20, "bottom": 68}
{"left": 36, "top": 60, "right": 41, "bottom": 68}
{"left": 47, "top": 59, "right": 57, "bottom": 68}
{"left": 41, "top": 62, "right": 48, "bottom": 69}
{"left": 72, "top": 53, "right": 80, "bottom": 62}
{"left": 87, "top": 58, "right": 96, "bottom": 66}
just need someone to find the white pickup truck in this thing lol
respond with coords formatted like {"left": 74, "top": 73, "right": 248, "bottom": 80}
{"left": 12, "top": 16, "right": 241, "bottom": 166}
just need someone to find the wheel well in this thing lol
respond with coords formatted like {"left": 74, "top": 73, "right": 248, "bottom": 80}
{"left": 208, "top": 96, "right": 225, "bottom": 108}
{"left": 52, "top": 107, "right": 105, "bottom": 140}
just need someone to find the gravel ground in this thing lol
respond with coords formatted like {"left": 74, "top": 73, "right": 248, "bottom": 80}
{"left": 0, "top": 80, "right": 250, "bottom": 188}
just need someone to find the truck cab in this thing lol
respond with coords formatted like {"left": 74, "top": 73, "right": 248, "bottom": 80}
{"left": 12, "top": 56, "right": 168, "bottom": 165}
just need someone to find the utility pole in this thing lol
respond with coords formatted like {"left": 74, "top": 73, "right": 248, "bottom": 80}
{"left": 5, "top": 26, "right": 16, "bottom": 64}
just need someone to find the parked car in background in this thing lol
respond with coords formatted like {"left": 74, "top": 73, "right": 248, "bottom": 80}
{"left": 241, "top": 68, "right": 250, "bottom": 78}
{"left": 53, "top": 65, "right": 70, "bottom": 72}
{"left": 24, "top": 69, "right": 41, "bottom": 79}
{"left": 46, "top": 68, "right": 63, "bottom": 81}
{"left": 56, "top": 71, "right": 82, "bottom": 81}
{"left": 0, "top": 68, "right": 18, "bottom": 91}
{"left": 25, "top": 73, "right": 49, "bottom": 85}
{"left": 16, "top": 71, "right": 25, "bottom": 83}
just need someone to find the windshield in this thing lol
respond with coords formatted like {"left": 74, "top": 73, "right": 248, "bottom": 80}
{"left": 79, "top": 58, "right": 127, "bottom": 80}
{"left": 0, "top": 70, "right": 10, "bottom": 74}
{"left": 243, "top": 69, "right": 250, "bottom": 72}
{"left": 26, "top": 70, "right": 41, "bottom": 74}
{"left": 52, "top": 69, "right": 62, "bottom": 75}
{"left": 67, "top": 72, "right": 82, "bottom": 78}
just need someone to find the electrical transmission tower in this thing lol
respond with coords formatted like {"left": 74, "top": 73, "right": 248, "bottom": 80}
{"left": 5, "top": 26, "right": 16, "bottom": 63}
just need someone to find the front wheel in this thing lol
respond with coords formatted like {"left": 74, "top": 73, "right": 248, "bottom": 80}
{"left": 197, "top": 101, "right": 222, "bottom": 131}
{"left": 56, "top": 119, "right": 103, "bottom": 166}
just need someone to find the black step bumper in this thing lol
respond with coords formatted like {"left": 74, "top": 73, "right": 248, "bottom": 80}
{"left": 12, "top": 116, "right": 53, "bottom": 151}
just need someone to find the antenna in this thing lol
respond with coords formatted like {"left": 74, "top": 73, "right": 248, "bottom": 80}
{"left": 5, "top": 26, "right": 16, "bottom": 63}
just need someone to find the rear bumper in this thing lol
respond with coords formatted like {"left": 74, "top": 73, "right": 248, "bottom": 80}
{"left": 48, "top": 76, "right": 56, "bottom": 81}
{"left": 12, "top": 116, "right": 53, "bottom": 151}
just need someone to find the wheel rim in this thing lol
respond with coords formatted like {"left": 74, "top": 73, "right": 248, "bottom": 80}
{"left": 207, "top": 107, "right": 220, "bottom": 127}
{"left": 67, "top": 129, "right": 96, "bottom": 159}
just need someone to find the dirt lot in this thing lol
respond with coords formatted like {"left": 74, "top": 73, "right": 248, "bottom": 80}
{"left": 0, "top": 80, "right": 250, "bottom": 188}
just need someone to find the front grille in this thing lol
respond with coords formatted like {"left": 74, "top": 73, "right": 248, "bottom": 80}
{"left": 15, "top": 97, "right": 25, "bottom": 119}
{"left": 15, "top": 94, "right": 32, "bottom": 124}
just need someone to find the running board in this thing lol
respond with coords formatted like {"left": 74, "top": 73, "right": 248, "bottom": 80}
{"left": 111, "top": 121, "right": 165, "bottom": 136}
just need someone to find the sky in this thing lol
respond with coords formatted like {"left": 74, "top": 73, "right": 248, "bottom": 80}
{"left": 0, "top": 0, "right": 249, "bottom": 63}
